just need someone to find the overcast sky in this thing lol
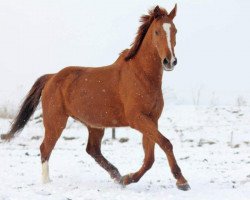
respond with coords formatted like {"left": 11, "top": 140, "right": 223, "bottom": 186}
{"left": 0, "top": 0, "right": 250, "bottom": 106}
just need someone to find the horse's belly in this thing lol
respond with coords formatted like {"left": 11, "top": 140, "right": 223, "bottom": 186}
{"left": 67, "top": 95, "right": 128, "bottom": 128}
{"left": 83, "top": 105, "right": 127, "bottom": 128}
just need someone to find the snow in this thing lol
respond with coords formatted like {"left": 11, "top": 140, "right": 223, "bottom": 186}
{"left": 1, "top": 106, "right": 250, "bottom": 200}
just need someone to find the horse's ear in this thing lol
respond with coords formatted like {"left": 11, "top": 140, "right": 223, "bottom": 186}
{"left": 154, "top": 5, "right": 161, "bottom": 18}
{"left": 168, "top": 4, "right": 177, "bottom": 20}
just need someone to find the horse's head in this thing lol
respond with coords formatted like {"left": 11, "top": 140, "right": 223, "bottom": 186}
{"left": 151, "top": 5, "right": 177, "bottom": 71}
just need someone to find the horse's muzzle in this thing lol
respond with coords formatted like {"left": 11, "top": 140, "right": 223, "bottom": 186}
{"left": 162, "top": 57, "right": 177, "bottom": 71}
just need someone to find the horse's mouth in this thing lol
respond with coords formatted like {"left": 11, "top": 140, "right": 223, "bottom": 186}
{"left": 163, "top": 64, "right": 174, "bottom": 71}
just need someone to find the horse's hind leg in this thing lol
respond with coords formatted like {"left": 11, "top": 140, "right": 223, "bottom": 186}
{"left": 40, "top": 106, "right": 68, "bottom": 183}
{"left": 86, "top": 127, "right": 122, "bottom": 182}
{"left": 120, "top": 136, "right": 155, "bottom": 185}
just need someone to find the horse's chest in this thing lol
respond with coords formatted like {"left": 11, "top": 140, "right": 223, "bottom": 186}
{"left": 138, "top": 89, "right": 164, "bottom": 117}
{"left": 150, "top": 92, "right": 164, "bottom": 117}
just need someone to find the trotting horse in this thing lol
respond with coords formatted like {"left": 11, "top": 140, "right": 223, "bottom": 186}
{"left": 1, "top": 5, "right": 190, "bottom": 191}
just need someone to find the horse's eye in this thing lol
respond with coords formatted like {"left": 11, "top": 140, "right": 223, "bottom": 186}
{"left": 155, "top": 31, "right": 159, "bottom": 36}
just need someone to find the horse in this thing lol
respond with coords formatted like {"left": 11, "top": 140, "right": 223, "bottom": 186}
{"left": 1, "top": 5, "right": 190, "bottom": 191}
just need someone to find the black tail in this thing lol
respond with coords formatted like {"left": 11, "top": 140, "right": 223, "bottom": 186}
{"left": 1, "top": 74, "right": 52, "bottom": 141}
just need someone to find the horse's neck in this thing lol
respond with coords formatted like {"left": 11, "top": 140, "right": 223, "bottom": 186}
{"left": 133, "top": 32, "right": 163, "bottom": 87}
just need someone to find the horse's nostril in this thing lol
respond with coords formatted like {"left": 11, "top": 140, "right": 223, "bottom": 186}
{"left": 163, "top": 58, "right": 169, "bottom": 65}
{"left": 173, "top": 58, "right": 177, "bottom": 66}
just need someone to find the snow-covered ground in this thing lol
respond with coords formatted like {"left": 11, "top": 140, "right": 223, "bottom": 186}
{"left": 1, "top": 106, "right": 250, "bottom": 200}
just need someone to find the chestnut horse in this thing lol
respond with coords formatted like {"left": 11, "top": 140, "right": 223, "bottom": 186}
{"left": 1, "top": 5, "right": 190, "bottom": 191}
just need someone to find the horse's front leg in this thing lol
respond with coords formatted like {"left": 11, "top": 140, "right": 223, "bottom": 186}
{"left": 124, "top": 112, "right": 190, "bottom": 191}
{"left": 120, "top": 136, "right": 155, "bottom": 185}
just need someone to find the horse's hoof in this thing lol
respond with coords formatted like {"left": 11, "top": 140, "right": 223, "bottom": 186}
{"left": 119, "top": 173, "right": 134, "bottom": 186}
{"left": 113, "top": 175, "right": 122, "bottom": 184}
{"left": 119, "top": 175, "right": 128, "bottom": 186}
{"left": 176, "top": 182, "right": 191, "bottom": 191}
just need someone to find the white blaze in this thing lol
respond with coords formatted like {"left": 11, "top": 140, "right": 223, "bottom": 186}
{"left": 42, "top": 161, "right": 51, "bottom": 184}
{"left": 163, "top": 23, "right": 174, "bottom": 64}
